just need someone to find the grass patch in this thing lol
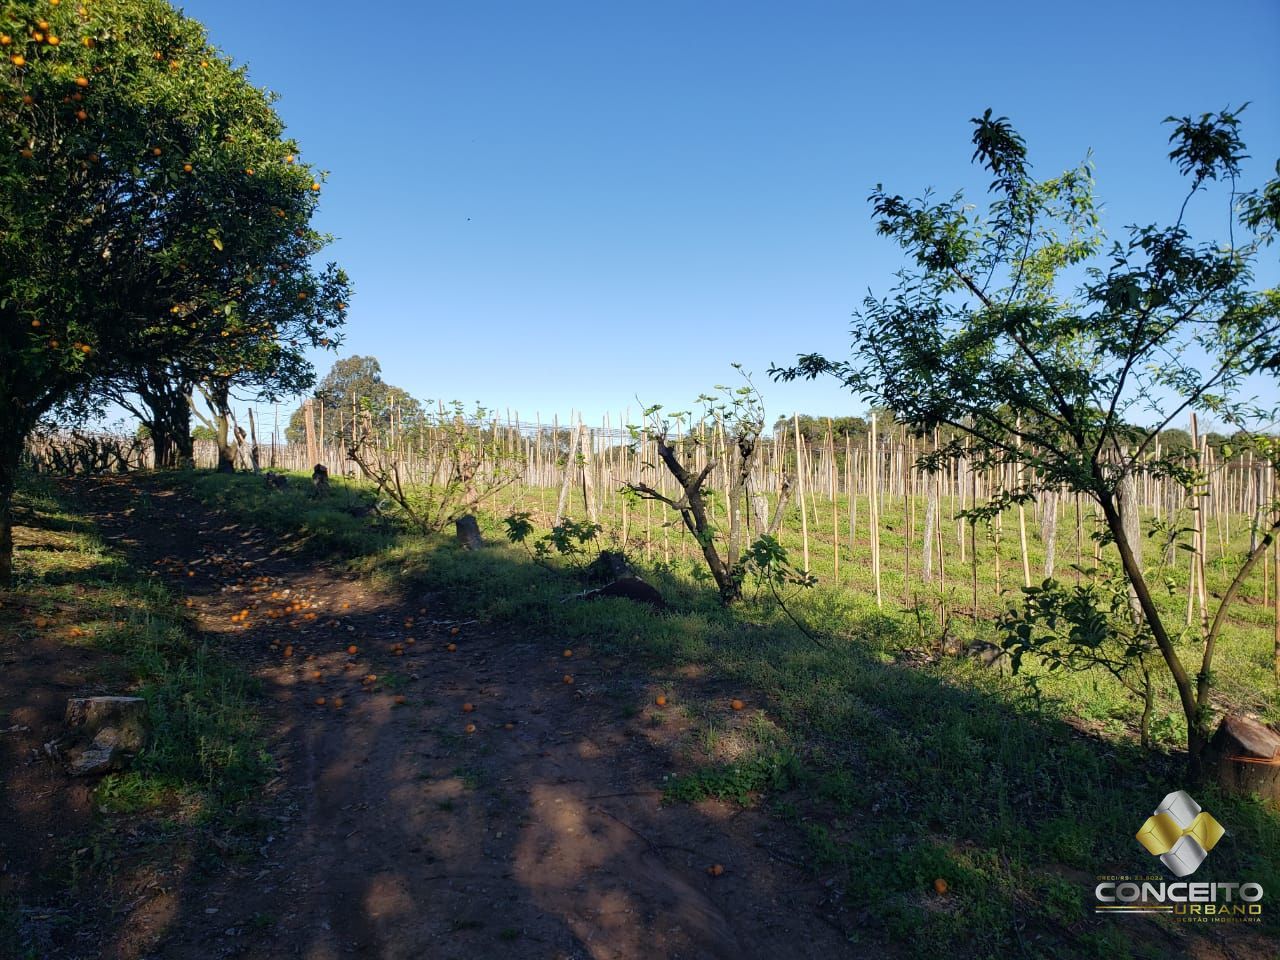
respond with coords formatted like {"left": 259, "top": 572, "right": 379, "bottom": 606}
{"left": 664, "top": 749, "right": 803, "bottom": 806}
{"left": 9, "top": 476, "right": 269, "bottom": 814}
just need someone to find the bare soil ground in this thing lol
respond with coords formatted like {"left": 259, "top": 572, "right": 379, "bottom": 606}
{"left": 3, "top": 477, "right": 861, "bottom": 959}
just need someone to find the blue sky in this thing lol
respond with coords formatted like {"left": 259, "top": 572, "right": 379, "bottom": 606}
{"left": 180, "top": 0, "right": 1280, "bottom": 432}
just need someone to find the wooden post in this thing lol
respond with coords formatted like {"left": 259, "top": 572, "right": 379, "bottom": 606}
{"left": 869, "top": 413, "right": 882, "bottom": 608}
{"left": 1016, "top": 417, "right": 1031, "bottom": 589}
{"left": 555, "top": 419, "right": 579, "bottom": 522}
{"left": 828, "top": 419, "right": 839, "bottom": 583}
{"left": 247, "top": 407, "right": 260, "bottom": 473}
{"left": 1273, "top": 460, "right": 1279, "bottom": 683}
{"left": 303, "top": 398, "right": 318, "bottom": 467}
{"left": 580, "top": 421, "right": 598, "bottom": 523}
{"left": 793, "top": 412, "right": 810, "bottom": 572}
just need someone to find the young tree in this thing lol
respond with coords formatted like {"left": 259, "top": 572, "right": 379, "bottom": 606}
{"left": 775, "top": 108, "right": 1280, "bottom": 781}
{"left": 627, "top": 372, "right": 795, "bottom": 604}
{"left": 0, "top": 0, "right": 347, "bottom": 580}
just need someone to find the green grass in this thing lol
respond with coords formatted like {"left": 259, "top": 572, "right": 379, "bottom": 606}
{"left": 664, "top": 748, "right": 803, "bottom": 805}
{"left": 176, "top": 469, "right": 1280, "bottom": 958}
{"left": 4, "top": 476, "right": 272, "bottom": 956}
{"left": 9, "top": 478, "right": 269, "bottom": 814}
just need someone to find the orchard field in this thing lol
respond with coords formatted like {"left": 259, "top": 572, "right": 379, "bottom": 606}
{"left": 4, "top": 0, "right": 1280, "bottom": 958}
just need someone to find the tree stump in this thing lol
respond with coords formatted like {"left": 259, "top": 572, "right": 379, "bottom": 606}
{"left": 1205, "top": 712, "right": 1280, "bottom": 805}
{"left": 311, "top": 463, "right": 330, "bottom": 497}
{"left": 455, "top": 515, "right": 484, "bottom": 550}
{"left": 586, "top": 550, "right": 633, "bottom": 584}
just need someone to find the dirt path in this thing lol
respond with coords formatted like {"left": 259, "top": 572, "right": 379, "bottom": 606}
{"left": 73, "top": 477, "right": 859, "bottom": 959}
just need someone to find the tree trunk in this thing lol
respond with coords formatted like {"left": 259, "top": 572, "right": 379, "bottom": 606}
{"left": 0, "top": 444, "right": 16, "bottom": 587}
{"left": 205, "top": 382, "right": 236, "bottom": 473}
{"left": 151, "top": 421, "right": 175, "bottom": 469}
{"left": 1100, "top": 489, "right": 1205, "bottom": 782}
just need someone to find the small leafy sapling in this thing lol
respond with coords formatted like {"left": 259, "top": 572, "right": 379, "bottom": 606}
{"left": 625, "top": 369, "right": 795, "bottom": 604}
{"left": 348, "top": 401, "right": 522, "bottom": 533}
{"left": 740, "top": 534, "right": 821, "bottom": 643}
{"left": 503, "top": 511, "right": 602, "bottom": 574}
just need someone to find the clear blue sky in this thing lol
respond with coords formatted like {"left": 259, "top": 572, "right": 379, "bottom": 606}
{"left": 180, "top": 0, "right": 1280, "bottom": 431}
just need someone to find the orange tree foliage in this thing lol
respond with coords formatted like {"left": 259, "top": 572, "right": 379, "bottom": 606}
{"left": 0, "top": 0, "right": 348, "bottom": 579}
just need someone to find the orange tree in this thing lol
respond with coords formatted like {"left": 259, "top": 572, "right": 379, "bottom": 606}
{"left": 0, "top": 0, "right": 348, "bottom": 580}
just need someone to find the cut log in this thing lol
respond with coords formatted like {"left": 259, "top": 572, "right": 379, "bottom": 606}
{"left": 1205, "top": 712, "right": 1280, "bottom": 805}
{"left": 588, "top": 576, "right": 666, "bottom": 611}
{"left": 455, "top": 515, "right": 484, "bottom": 550}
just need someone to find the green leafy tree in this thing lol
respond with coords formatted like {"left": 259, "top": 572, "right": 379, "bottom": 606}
{"left": 0, "top": 0, "right": 347, "bottom": 578}
{"left": 286, "top": 356, "right": 421, "bottom": 448}
{"left": 775, "top": 107, "right": 1280, "bottom": 781}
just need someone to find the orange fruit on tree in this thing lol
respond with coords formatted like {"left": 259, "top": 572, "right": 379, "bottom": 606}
{"left": 462, "top": 702, "right": 475, "bottom": 713}
{"left": 21, "top": 94, "right": 33, "bottom": 104}
{"left": 655, "top": 695, "right": 667, "bottom": 707}
{"left": 11, "top": 54, "right": 26, "bottom": 66}
{"left": 75, "top": 110, "right": 87, "bottom": 121}
{"left": 30, "top": 319, "right": 40, "bottom": 327}
{"left": 730, "top": 699, "right": 745, "bottom": 711}
{"left": 183, "top": 163, "right": 192, "bottom": 173}
{"left": 464, "top": 723, "right": 476, "bottom": 734}
{"left": 347, "top": 644, "right": 358, "bottom": 655}
{"left": 933, "top": 878, "right": 948, "bottom": 894}
{"left": 311, "top": 182, "right": 320, "bottom": 191}
{"left": 563, "top": 674, "right": 574, "bottom": 685}
{"left": 333, "top": 697, "right": 344, "bottom": 708}
{"left": 48, "top": 35, "right": 59, "bottom": 45}
{"left": 75, "top": 76, "right": 89, "bottom": 87}
{"left": 0, "top": 35, "right": 10, "bottom": 46}
{"left": 706, "top": 864, "right": 724, "bottom": 877}
{"left": 446, "top": 642, "right": 457, "bottom": 652}
{"left": 152, "top": 147, "right": 162, "bottom": 156}
{"left": 450, "top": 626, "right": 460, "bottom": 635}
{"left": 394, "top": 694, "right": 406, "bottom": 705}
{"left": 562, "top": 649, "right": 572, "bottom": 658}
{"left": 314, "top": 697, "right": 326, "bottom": 706}
{"left": 19, "top": 148, "right": 33, "bottom": 158}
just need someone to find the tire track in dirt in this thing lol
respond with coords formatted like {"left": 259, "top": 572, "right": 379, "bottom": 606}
{"left": 81, "top": 477, "right": 862, "bottom": 959}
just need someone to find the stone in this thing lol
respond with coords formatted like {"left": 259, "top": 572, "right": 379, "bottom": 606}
{"left": 68, "top": 744, "right": 120, "bottom": 776}
{"left": 64, "top": 696, "right": 147, "bottom": 777}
